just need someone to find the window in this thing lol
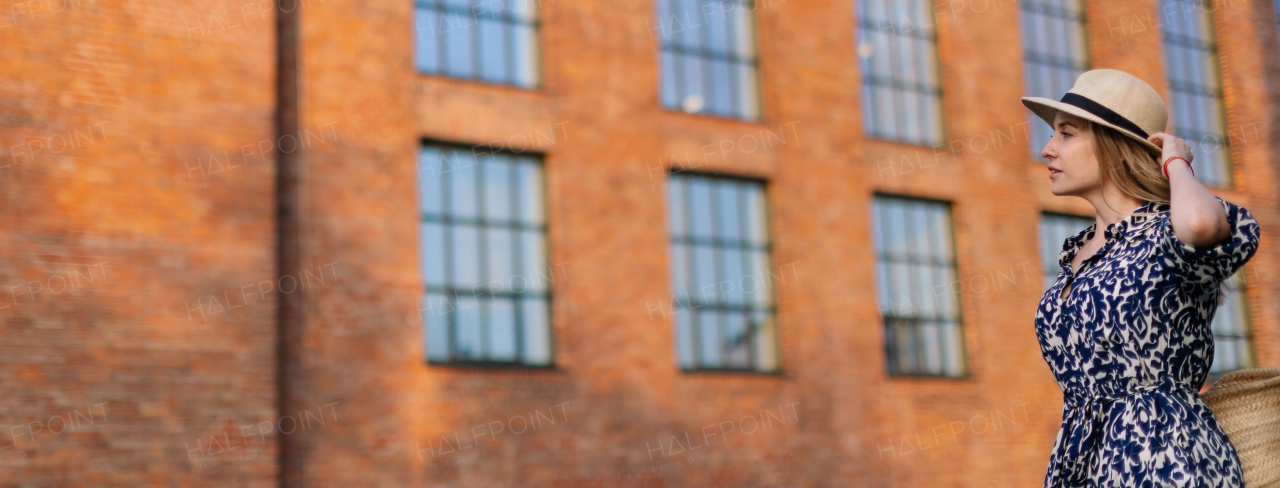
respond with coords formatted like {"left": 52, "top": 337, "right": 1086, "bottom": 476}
{"left": 1038, "top": 213, "right": 1094, "bottom": 290}
{"left": 1160, "top": 0, "right": 1230, "bottom": 186}
{"left": 1210, "top": 271, "right": 1253, "bottom": 374}
{"left": 667, "top": 173, "right": 778, "bottom": 371}
{"left": 1020, "top": 0, "right": 1089, "bottom": 161}
{"left": 871, "top": 195, "right": 964, "bottom": 377}
{"left": 414, "top": 0, "right": 540, "bottom": 88}
{"left": 654, "top": 0, "right": 761, "bottom": 120}
{"left": 419, "top": 145, "right": 552, "bottom": 365}
{"left": 854, "top": 0, "right": 944, "bottom": 146}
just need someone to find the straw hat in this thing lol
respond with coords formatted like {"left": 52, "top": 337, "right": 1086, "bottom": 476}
{"left": 1021, "top": 68, "right": 1168, "bottom": 156}
{"left": 1201, "top": 368, "right": 1280, "bottom": 487}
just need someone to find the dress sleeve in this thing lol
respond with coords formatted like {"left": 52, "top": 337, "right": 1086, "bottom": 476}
{"left": 1154, "top": 195, "right": 1261, "bottom": 285}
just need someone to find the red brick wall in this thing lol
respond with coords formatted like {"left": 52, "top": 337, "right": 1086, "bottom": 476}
{"left": 2, "top": 0, "right": 1278, "bottom": 486}
{"left": 0, "top": 0, "right": 279, "bottom": 485}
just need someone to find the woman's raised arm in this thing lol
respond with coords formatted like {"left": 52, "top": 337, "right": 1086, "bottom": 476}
{"left": 1147, "top": 132, "right": 1230, "bottom": 249}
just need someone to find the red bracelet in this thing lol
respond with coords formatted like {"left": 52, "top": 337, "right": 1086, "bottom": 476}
{"left": 1163, "top": 156, "right": 1194, "bottom": 179}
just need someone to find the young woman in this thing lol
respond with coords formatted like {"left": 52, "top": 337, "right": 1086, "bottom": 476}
{"left": 1021, "top": 69, "right": 1261, "bottom": 487}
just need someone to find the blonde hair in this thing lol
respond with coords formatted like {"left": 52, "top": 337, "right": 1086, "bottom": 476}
{"left": 1086, "top": 119, "right": 1169, "bottom": 207}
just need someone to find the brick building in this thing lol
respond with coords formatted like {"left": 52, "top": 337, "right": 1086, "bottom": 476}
{"left": 2, "top": 0, "right": 1279, "bottom": 486}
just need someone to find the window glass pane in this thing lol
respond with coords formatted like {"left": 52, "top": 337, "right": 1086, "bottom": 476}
{"left": 482, "top": 156, "right": 512, "bottom": 222}
{"left": 734, "top": 63, "right": 758, "bottom": 120}
{"left": 510, "top": 0, "right": 537, "bottom": 22}
{"left": 478, "top": 19, "right": 507, "bottom": 83}
{"left": 914, "top": 264, "right": 936, "bottom": 317}
{"left": 425, "top": 293, "right": 451, "bottom": 361}
{"left": 715, "top": 182, "right": 741, "bottom": 242}
{"left": 885, "top": 201, "right": 907, "bottom": 260}
{"left": 516, "top": 160, "right": 543, "bottom": 225}
{"left": 443, "top": 12, "right": 474, "bottom": 78}
{"left": 486, "top": 228, "right": 514, "bottom": 286}
{"left": 681, "top": 54, "right": 705, "bottom": 113}
{"left": 697, "top": 309, "right": 721, "bottom": 367}
{"left": 677, "top": 0, "right": 701, "bottom": 47}
{"left": 488, "top": 298, "right": 518, "bottom": 361}
{"left": 875, "top": 261, "right": 891, "bottom": 314}
{"left": 415, "top": 9, "right": 441, "bottom": 73}
{"left": 751, "top": 311, "right": 777, "bottom": 371}
{"left": 919, "top": 322, "right": 941, "bottom": 373}
{"left": 723, "top": 311, "right": 749, "bottom": 368}
{"left": 721, "top": 247, "right": 744, "bottom": 305}
{"left": 452, "top": 224, "right": 482, "bottom": 288}
{"left": 747, "top": 250, "right": 771, "bottom": 307}
{"left": 732, "top": 2, "right": 747, "bottom": 57}
{"left": 688, "top": 178, "right": 714, "bottom": 240}
{"left": 667, "top": 176, "right": 686, "bottom": 237}
{"left": 422, "top": 222, "right": 447, "bottom": 287}
{"left": 455, "top": 294, "right": 483, "bottom": 359}
{"left": 521, "top": 298, "right": 552, "bottom": 365}
{"left": 675, "top": 307, "right": 695, "bottom": 368}
{"left": 708, "top": 59, "right": 732, "bottom": 116}
{"left": 705, "top": 1, "right": 729, "bottom": 55}
{"left": 655, "top": 0, "right": 674, "bottom": 43}
{"left": 691, "top": 244, "right": 717, "bottom": 303}
{"left": 448, "top": 150, "right": 478, "bottom": 218}
{"left": 473, "top": 0, "right": 503, "bottom": 16}
{"left": 661, "top": 51, "right": 679, "bottom": 108}
{"left": 520, "top": 230, "right": 547, "bottom": 291}
{"left": 943, "top": 321, "right": 964, "bottom": 375}
{"left": 512, "top": 24, "right": 539, "bottom": 88}
{"left": 419, "top": 147, "right": 444, "bottom": 216}
{"left": 671, "top": 243, "right": 689, "bottom": 301}
{"left": 742, "top": 184, "right": 766, "bottom": 245}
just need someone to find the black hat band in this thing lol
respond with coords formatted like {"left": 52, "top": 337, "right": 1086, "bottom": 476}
{"left": 1059, "top": 92, "right": 1149, "bottom": 139}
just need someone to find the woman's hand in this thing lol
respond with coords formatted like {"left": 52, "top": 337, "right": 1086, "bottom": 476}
{"left": 1146, "top": 132, "right": 1194, "bottom": 168}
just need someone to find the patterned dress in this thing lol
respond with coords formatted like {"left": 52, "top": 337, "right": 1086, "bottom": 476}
{"left": 1034, "top": 196, "right": 1262, "bottom": 487}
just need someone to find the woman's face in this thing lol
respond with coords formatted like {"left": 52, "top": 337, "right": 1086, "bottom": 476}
{"left": 1042, "top": 111, "right": 1100, "bottom": 197}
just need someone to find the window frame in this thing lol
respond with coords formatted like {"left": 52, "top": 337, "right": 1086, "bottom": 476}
{"left": 1208, "top": 269, "right": 1255, "bottom": 378}
{"left": 853, "top": 0, "right": 947, "bottom": 147}
{"left": 871, "top": 193, "right": 968, "bottom": 378}
{"left": 413, "top": 0, "right": 544, "bottom": 90}
{"left": 1158, "top": 0, "right": 1232, "bottom": 188}
{"left": 666, "top": 169, "right": 782, "bottom": 373}
{"left": 1038, "top": 212, "right": 1095, "bottom": 290}
{"left": 654, "top": 0, "right": 765, "bottom": 121}
{"left": 418, "top": 138, "right": 556, "bottom": 368}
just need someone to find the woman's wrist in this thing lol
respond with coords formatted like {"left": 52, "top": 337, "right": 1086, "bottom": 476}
{"left": 1163, "top": 156, "right": 1193, "bottom": 179}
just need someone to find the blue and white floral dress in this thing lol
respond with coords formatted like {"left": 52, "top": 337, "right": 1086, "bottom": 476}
{"left": 1034, "top": 196, "right": 1262, "bottom": 487}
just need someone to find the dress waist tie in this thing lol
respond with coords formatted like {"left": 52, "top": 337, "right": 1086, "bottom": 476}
{"left": 1053, "top": 376, "right": 1200, "bottom": 486}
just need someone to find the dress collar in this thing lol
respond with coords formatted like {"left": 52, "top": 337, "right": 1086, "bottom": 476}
{"left": 1057, "top": 199, "right": 1168, "bottom": 270}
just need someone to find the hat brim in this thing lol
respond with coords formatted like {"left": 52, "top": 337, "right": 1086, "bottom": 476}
{"left": 1021, "top": 96, "right": 1163, "bottom": 156}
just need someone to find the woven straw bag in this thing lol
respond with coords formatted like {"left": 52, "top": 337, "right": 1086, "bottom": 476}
{"left": 1201, "top": 368, "right": 1280, "bottom": 488}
